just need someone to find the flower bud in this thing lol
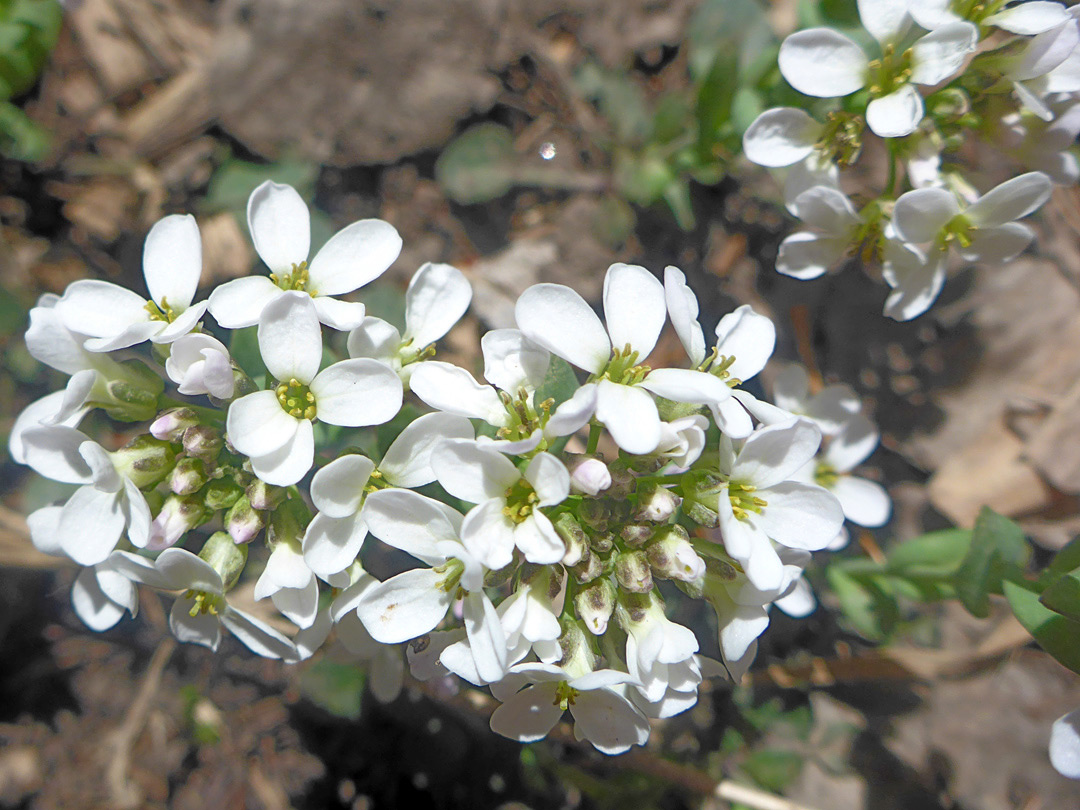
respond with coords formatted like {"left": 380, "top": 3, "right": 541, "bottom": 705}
{"left": 110, "top": 434, "right": 176, "bottom": 489}
{"left": 202, "top": 477, "right": 244, "bottom": 511}
{"left": 568, "top": 456, "right": 611, "bottom": 496}
{"left": 225, "top": 494, "right": 263, "bottom": 544}
{"left": 246, "top": 479, "right": 287, "bottom": 511}
{"left": 614, "top": 549, "right": 652, "bottom": 593}
{"left": 619, "top": 523, "right": 653, "bottom": 548}
{"left": 150, "top": 407, "right": 199, "bottom": 441}
{"left": 646, "top": 525, "right": 706, "bottom": 583}
{"left": 590, "top": 532, "right": 614, "bottom": 554}
{"left": 169, "top": 456, "right": 208, "bottom": 495}
{"left": 150, "top": 494, "right": 211, "bottom": 549}
{"left": 182, "top": 425, "right": 223, "bottom": 463}
{"left": 578, "top": 498, "right": 609, "bottom": 531}
{"left": 634, "top": 483, "right": 680, "bottom": 523}
{"left": 575, "top": 577, "right": 616, "bottom": 635}
{"left": 268, "top": 497, "right": 312, "bottom": 545}
{"left": 198, "top": 530, "right": 248, "bottom": 591}
{"left": 569, "top": 547, "right": 603, "bottom": 584}
{"left": 557, "top": 617, "right": 598, "bottom": 674}
{"left": 605, "top": 466, "right": 634, "bottom": 500}
{"left": 553, "top": 512, "right": 588, "bottom": 566}
{"left": 102, "top": 360, "right": 165, "bottom": 422}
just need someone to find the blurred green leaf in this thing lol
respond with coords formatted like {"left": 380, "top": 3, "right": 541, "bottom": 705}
{"left": 1004, "top": 579, "right": 1080, "bottom": 675}
{"left": 355, "top": 279, "right": 406, "bottom": 333}
{"left": 743, "top": 750, "right": 803, "bottom": 793}
{"left": 886, "top": 528, "right": 972, "bottom": 577}
{"left": 687, "top": 0, "right": 769, "bottom": 81}
{"left": 1046, "top": 534, "right": 1080, "bottom": 583}
{"left": 956, "top": 507, "right": 1029, "bottom": 618}
{"left": 651, "top": 94, "right": 691, "bottom": 144}
{"left": 1041, "top": 569, "right": 1080, "bottom": 622}
{"left": 0, "top": 99, "right": 49, "bottom": 160}
{"left": 228, "top": 326, "right": 268, "bottom": 382}
{"left": 663, "top": 179, "right": 695, "bottom": 230}
{"left": 696, "top": 50, "right": 739, "bottom": 153}
{"left": 202, "top": 157, "right": 319, "bottom": 217}
{"left": 301, "top": 659, "right": 366, "bottom": 719}
{"left": 574, "top": 63, "right": 651, "bottom": 145}
{"left": 616, "top": 152, "right": 675, "bottom": 204}
{"left": 827, "top": 565, "right": 891, "bottom": 640}
{"left": 435, "top": 123, "right": 517, "bottom": 204}
{"left": 0, "top": 0, "right": 62, "bottom": 100}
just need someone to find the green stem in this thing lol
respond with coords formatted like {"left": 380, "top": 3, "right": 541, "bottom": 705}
{"left": 885, "top": 138, "right": 900, "bottom": 198}
{"left": 586, "top": 423, "right": 602, "bottom": 455}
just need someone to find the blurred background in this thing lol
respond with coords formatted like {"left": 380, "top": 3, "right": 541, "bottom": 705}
{"left": 1, "top": 0, "right": 1080, "bottom": 807}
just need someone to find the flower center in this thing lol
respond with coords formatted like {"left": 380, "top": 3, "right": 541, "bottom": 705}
{"left": 941, "top": 214, "right": 975, "bottom": 249}
{"left": 145, "top": 297, "right": 177, "bottom": 323}
{"left": 703, "top": 350, "right": 742, "bottom": 387}
{"left": 553, "top": 680, "right": 578, "bottom": 711}
{"left": 866, "top": 43, "right": 914, "bottom": 98}
{"left": 184, "top": 589, "right": 224, "bottom": 616}
{"left": 602, "top": 343, "right": 650, "bottom": 385}
{"left": 503, "top": 478, "right": 539, "bottom": 524}
{"left": 817, "top": 111, "right": 865, "bottom": 168}
{"left": 275, "top": 378, "right": 317, "bottom": 420}
{"left": 951, "top": 0, "right": 1003, "bottom": 23}
{"left": 728, "top": 481, "right": 767, "bottom": 521}
{"left": 814, "top": 460, "right": 839, "bottom": 489}
{"left": 270, "top": 261, "right": 312, "bottom": 293}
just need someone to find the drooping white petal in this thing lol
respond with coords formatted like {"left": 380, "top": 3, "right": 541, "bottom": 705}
{"left": 1050, "top": 708, "right": 1080, "bottom": 779}
{"left": 84, "top": 320, "right": 165, "bottom": 353}
{"left": 463, "top": 591, "right": 509, "bottom": 684}
{"left": 778, "top": 28, "right": 868, "bottom": 97}
{"left": 346, "top": 316, "right": 401, "bottom": 364}
{"left": 361, "top": 489, "right": 462, "bottom": 564}
{"left": 515, "top": 512, "right": 567, "bottom": 565}
{"left": 793, "top": 185, "right": 861, "bottom": 236}
{"left": 857, "top": 0, "right": 911, "bottom": 44}
{"left": 908, "top": 0, "right": 956, "bottom": 29}
{"left": 989, "top": 3, "right": 1070, "bottom": 35}
{"left": 21, "top": 426, "right": 95, "bottom": 484}
{"left": 910, "top": 22, "right": 977, "bottom": 85}
{"left": 1011, "top": 19, "right": 1079, "bottom": 81}
{"left": 431, "top": 439, "right": 520, "bottom": 504}
{"left": 545, "top": 384, "right": 598, "bottom": 437}
{"left": 594, "top": 380, "right": 661, "bottom": 455}
{"left": 311, "top": 296, "right": 367, "bottom": 331}
{"left": 662, "top": 266, "right": 706, "bottom": 366}
{"left": 892, "top": 187, "right": 960, "bottom": 243}
{"left": 775, "top": 578, "right": 817, "bottom": 618}
{"left": 291, "top": 608, "right": 333, "bottom": 662}
{"left": 27, "top": 506, "right": 63, "bottom": 556}
{"left": 153, "top": 547, "right": 223, "bottom": 593}
{"left": 221, "top": 606, "right": 298, "bottom": 659}
{"left": 356, "top": 568, "right": 455, "bottom": 643}
{"left": 732, "top": 418, "right": 822, "bottom": 488}
{"left": 715, "top": 305, "right": 775, "bottom": 382}
{"left": 72, "top": 566, "right": 132, "bottom": 631}
{"left": 302, "top": 512, "right": 367, "bottom": 576}
{"left": 309, "top": 358, "right": 402, "bottom": 427}
{"left": 24, "top": 306, "right": 92, "bottom": 375}
{"left": 409, "top": 361, "right": 506, "bottom": 424}
{"left": 79, "top": 441, "right": 121, "bottom": 493}
{"left": 882, "top": 245, "right": 947, "bottom": 321}
{"left": 742, "top": 107, "right": 822, "bottom": 168}
{"left": 640, "top": 368, "right": 732, "bottom": 405}
{"left": 958, "top": 222, "right": 1034, "bottom": 264}
{"left": 832, "top": 476, "right": 891, "bottom": 527}
{"left": 258, "top": 290, "right": 322, "bottom": 384}
{"left": 247, "top": 181, "right": 310, "bottom": 272}
{"left": 717, "top": 601, "right": 770, "bottom": 662}
{"left": 570, "top": 689, "right": 651, "bottom": 755}
{"left": 307, "top": 219, "right": 402, "bottom": 296}
{"left": 311, "top": 454, "right": 375, "bottom": 517}
{"left": 169, "top": 597, "right": 221, "bottom": 651}
{"left": 481, "top": 329, "right": 550, "bottom": 394}
{"left": 143, "top": 213, "right": 201, "bottom": 309}
{"left": 826, "top": 412, "right": 879, "bottom": 472}
{"left": 227, "top": 390, "right": 300, "bottom": 458}
{"left": 54, "top": 280, "right": 149, "bottom": 339}
{"left": 404, "top": 262, "right": 472, "bottom": 346}
{"left": 206, "top": 276, "right": 282, "bottom": 329}
{"left": 776, "top": 232, "right": 848, "bottom": 279}
{"left": 525, "top": 452, "right": 570, "bottom": 506}
{"left": 490, "top": 681, "right": 563, "bottom": 743}
{"left": 379, "top": 412, "right": 474, "bottom": 487}
{"left": 783, "top": 156, "right": 840, "bottom": 210}
{"left": 602, "top": 263, "right": 666, "bottom": 360}
{"left": 122, "top": 480, "right": 151, "bottom": 549}
{"left": 270, "top": 575, "right": 320, "bottom": 629}
{"left": 515, "top": 283, "right": 611, "bottom": 374}
{"left": 460, "top": 498, "right": 518, "bottom": 571}
{"left": 249, "top": 417, "right": 314, "bottom": 486}
{"left": 58, "top": 486, "right": 124, "bottom": 566}
{"left": 965, "top": 172, "right": 1052, "bottom": 227}
{"left": 865, "top": 84, "right": 924, "bottom": 138}
{"left": 758, "top": 481, "right": 845, "bottom": 550}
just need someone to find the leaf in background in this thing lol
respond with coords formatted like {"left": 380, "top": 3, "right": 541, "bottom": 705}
{"left": 228, "top": 326, "right": 268, "bottom": 382}
{"left": 827, "top": 565, "right": 887, "bottom": 640}
{"left": 0, "top": 99, "right": 49, "bottom": 160}
{"left": 535, "top": 355, "right": 580, "bottom": 411}
{"left": 202, "top": 157, "right": 319, "bottom": 218}
{"left": 956, "top": 507, "right": 1030, "bottom": 618}
{"left": 1004, "top": 579, "right": 1080, "bottom": 675}
{"left": 1046, "top": 534, "right": 1080, "bottom": 583}
{"left": 687, "top": 0, "right": 770, "bottom": 81}
{"left": 300, "top": 659, "right": 366, "bottom": 719}
{"left": 696, "top": 50, "right": 739, "bottom": 155}
{"left": 663, "top": 179, "right": 695, "bottom": 231}
{"left": 651, "top": 94, "right": 691, "bottom": 145}
{"left": 573, "top": 63, "right": 651, "bottom": 145}
{"left": 0, "top": 0, "right": 62, "bottom": 100}
{"left": 886, "top": 528, "right": 972, "bottom": 577}
{"left": 742, "top": 750, "right": 804, "bottom": 794}
{"left": 1041, "top": 569, "right": 1080, "bottom": 622}
{"left": 355, "top": 279, "right": 406, "bottom": 333}
{"left": 435, "top": 123, "right": 517, "bottom": 204}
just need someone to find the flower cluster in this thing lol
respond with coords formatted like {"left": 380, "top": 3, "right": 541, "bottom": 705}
{"left": 12, "top": 181, "right": 891, "bottom": 754}
{"left": 743, "top": 0, "right": 1077, "bottom": 319}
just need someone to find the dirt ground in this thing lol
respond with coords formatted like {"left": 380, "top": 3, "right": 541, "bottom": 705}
{"left": 2, "top": 1, "right": 1080, "bottom": 808}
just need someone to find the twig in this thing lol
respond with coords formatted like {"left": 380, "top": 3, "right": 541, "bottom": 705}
{"left": 716, "top": 780, "right": 821, "bottom": 810}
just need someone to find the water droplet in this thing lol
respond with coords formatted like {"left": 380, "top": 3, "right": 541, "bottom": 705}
{"left": 539, "top": 142, "right": 557, "bottom": 160}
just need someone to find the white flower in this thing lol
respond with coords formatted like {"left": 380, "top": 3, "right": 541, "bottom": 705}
{"left": 111, "top": 548, "right": 297, "bottom": 658}
{"left": 516, "top": 263, "right": 732, "bottom": 454}
{"left": 71, "top": 553, "right": 139, "bottom": 631}
{"left": 56, "top": 214, "right": 207, "bottom": 351}
{"left": 301, "top": 411, "right": 473, "bottom": 577}
{"left": 1002, "top": 15, "right": 1080, "bottom": 119}
{"left": 347, "top": 261, "right": 472, "bottom": 383}
{"left": 1050, "top": 707, "right": 1080, "bottom": 779}
{"left": 22, "top": 426, "right": 151, "bottom": 566}
{"left": 995, "top": 103, "right": 1080, "bottom": 185}
{"left": 615, "top": 590, "right": 700, "bottom": 713}
{"left": 165, "top": 333, "right": 235, "bottom": 399}
{"left": 225, "top": 291, "right": 402, "bottom": 486}
{"left": 776, "top": 186, "right": 865, "bottom": 280}
{"left": 911, "top": 0, "right": 1069, "bottom": 35}
{"left": 809, "top": 412, "right": 892, "bottom": 530}
{"left": 881, "top": 238, "right": 946, "bottom": 321}
{"left": 431, "top": 439, "right": 569, "bottom": 569}
{"left": 778, "top": 9, "right": 977, "bottom": 137}
{"left": 770, "top": 363, "right": 861, "bottom": 435}
{"left": 355, "top": 489, "right": 509, "bottom": 684}
{"left": 331, "top": 573, "right": 405, "bottom": 703}
{"left": 208, "top": 181, "right": 402, "bottom": 330}
{"left": 742, "top": 107, "right": 824, "bottom": 168}
{"left": 489, "top": 663, "right": 650, "bottom": 755}
{"left": 715, "top": 418, "right": 845, "bottom": 590}
{"left": 253, "top": 538, "right": 320, "bottom": 629}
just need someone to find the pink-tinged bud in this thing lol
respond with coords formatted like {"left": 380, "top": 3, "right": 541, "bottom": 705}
{"left": 182, "top": 425, "right": 223, "bottom": 462}
{"left": 150, "top": 407, "right": 199, "bottom": 441}
{"left": 149, "top": 494, "right": 211, "bottom": 550}
{"left": 614, "top": 549, "right": 653, "bottom": 593}
{"left": 169, "top": 457, "right": 208, "bottom": 495}
{"left": 620, "top": 523, "right": 654, "bottom": 548}
{"left": 646, "top": 525, "right": 706, "bottom": 583}
{"left": 575, "top": 577, "right": 616, "bottom": 635}
{"left": 634, "top": 484, "right": 681, "bottom": 523}
{"left": 569, "top": 457, "right": 611, "bottom": 496}
{"left": 225, "top": 495, "right": 263, "bottom": 545}
{"left": 246, "top": 479, "right": 287, "bottom": 511}
{"left": 569, "top": 548, "right": 603, "bottom": 584}
{"left": 111, "top": 435, "right": 176, "bottom": 489}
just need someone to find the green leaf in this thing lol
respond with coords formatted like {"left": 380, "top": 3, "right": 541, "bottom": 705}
{"left": 886, "top": 528, "right": 972, "bottom": 577}
{"left": 1046, "top": 535, "right": 1080, "bottom": 582}
{"left": 742, "top": 750, "right": 803, "bottom": 794}
{"left": 651, "top": 94, "right": 691, "bottom": 144}
{"left": 0, "top": 0, "right": 61, "bottom": 100}
{"left": 1004, "top": 579, "right": 1080, "bottom": 675}
{"left": 956, "top": 507, "right": 1029, "bottom": 618}
{"left": 687, "top": 0, "right": 769, "bottom": 81}
{"left": 827, "top": 565, "right": 887, "bottom": 640}
{"left": 573, "top": 63, "right": 650, "bottom": 145}
{"left": 435, "top": 123, "right": 517, "bottom": 204}
{"left": 228, "top": 326, "right": 267, "bottom": 381}
{"left": 201, "top": 156, "right": 319, "bottom": 217}
{"left": 663, "top": 179, "right": 696, "bottom": 231}
{"left": 300, "top": 659, "right": 366, "bottom": 719}
{"left": 0, "top": 99, "right": 49, "bottom": 161}
{"left": 1041, "top": 569, "right": 1080, "bottom": 622}
{"left": 535, "top": 355, "right": 579, "bottom": 412}
{"left": 696, "top": 50, "right": 739, "bottom": 152}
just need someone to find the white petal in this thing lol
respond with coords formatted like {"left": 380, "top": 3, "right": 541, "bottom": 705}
{"left": 640, "top": 368, "right": 731, "bottom": 404}
{"left": 718, "top": 602, "right": 770, "bottom": 662}
{"left": 155, "top": 547, "right": 223, "bottom": 593}
{"left": 21, "top": 425, "right": 94, "bottom": 484}
{"left": 404, "top": 262, "right": 472, "bottom": 346}
{"left": 464, "top": 591, "right": 509, "bottom": 683}
{"left": 490, "top": 682, "right": 563, "bottom": 743}
{"left": 356, "top": 568, "right": 455, "bottom": 643}
{"left": 595, "top": 380, "right": 661, "bottom": 455}
{"left": 892, "top": 187, "right": 960, "bottom": 243}
{"left": 759, "top": 482, "right": 845, "bottom": 550}
{"left": 258, "top": 290, "right": 322, "bottom": 384}
{"left": 958, "top": 222, "right": 1034, "bottom": 264}
{"left": 460, "top": 498, "right": 518, "bottom": 571}
{"left": 122, "top": 480, "right": 151, "bottom": 549}
{"left": 307, "top": 219, "right": 402, "bottom": 296}
{"left": 791, "top": 185, "right": 860, "bottom": 236}
{"left": 481, "top": 329, "right": 550, "bottom": 394}
{"left": 302, "top": 512, "right": 367, "bottom": 576}
{"left": 715, "top": 305, "right": 775, "bottom": 382}
{"left": 58, "top": 486, "right": 124, "bottom": 566}
{"left": 221, "top": 606, "right": 297, "bottom": 659}
{"left": 776, "top": 232, "right": 848, "bottom": 279}
{"left": 152, "top": 304, "right": 207, "bottom": 344}
{"left": 733, "top": 418, "right": 822, "bottom": 488}
{"left": 311, "top": 454, "right": 374, "bottom": 517}
{"left": 908, "top": 0, "right": 956, "bottom": 29}
{"left": 55, "top": 280, "right": 148, "bottom": 339}
{"left": 83, "top": 320, "right": 164, "bottom": 353}
{"left": 965, "top": 172, "right": 1052, "bottom": 227}
{"left": 169, "top": 597, "right": 221, "bottom": 650}
{"left": 271, "top": 576, "right": 320, "bottom": 629}
{"left": 346, "top": 316, "right": 401, "bottom": 363}
{"left": 72, "top": 566, "right": 131, "bottom": 631}
{"left": 143, "top": 214, "right": 201, "bottom": 309}
{"left": 247, "top": 180, "right": 310, "bottom": 272}
{"left": 711, "top": 398, "right": 754, "bottom": 441}
{"left": 571, "top": 690, "right": 650, "bottom": 755}
{"left": 857, "top": 0, "right": 911, "bottom": 44}
{"left": 206, "top": 276, "right": 282, "bottom": 329}
{"left": 309, "top": 358, "right": 402, "bottom": 427}
{"left": 783, "top": 156, "right": 840, "bottom": 209}
{"left": 882, "top": 245, "right": 947, "bottom": 321}
{"left": 832, "top": 476, "right": 891, "bottom": 527}
{"left": 80, "top": 441, "right": 121, "bottom": 493}
{"left": 826, "top": 412, "right": 879, "bottom": 472}
{"left": 1011, "top": 19, "right": 1079, "bottom": 81}
{"left": 431, "top": 439, "right": 520, "bottom": 504}
{"left": 602, "top": 263, "right": 666, "bottom": 360}
{"left": 866, "top": 84, "right": 924, "bottom": 138}
{"left": 311, "top": 296, "right": 367, "bottom": 331}
{"left": 516, "top": 283, "right": 611, "bottom": 374}
{"left": 515, "top": 512, "right": 566, "bottom": 565}
{"left": 742, "top": 107, "right": 822, "bottom": 168}
{"left": 525, "top": 452, "right": 570, "bottom": 506}
{"left": 379, "top": 412, "right": 474, "bottom": 487}
{"left": 662, "top": 266, "right": 706, "bottom": 366}
{"left": 910, "top": 22, "right": 977, "bottom": 86}
{"left": 250, "top": 417, "right": 314, "bottom": 486}
{"left": 775, "top": 578, "right": 817, "bottom": 618}
{"left": 362, "top": 489, "right": 462, "bottom": 563}
{"left": 291, "top": 608, "right": 333, "bottom": 662}
{"left": 1050, "top": 709, "right": 1080, "bottom": 779}
{"left": 545, "top": 383, "right": 598, "bottom": 437}
{"left": 27, "top": 506, "right": 64, "bottom": 556}
{"left": 226, "top": 390, "right": 300, "bottom": 457}
{"left": 409, "top": 361, "right": 506, "bottom": 424}
{"left": 989, "top": 3, "right": 1070, "bottom": 35}
{"left": 778, "top": 28, "right": 868, "bottom": 97}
